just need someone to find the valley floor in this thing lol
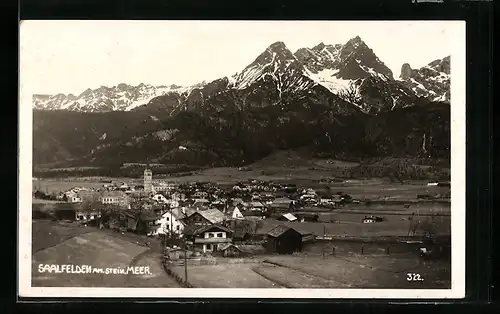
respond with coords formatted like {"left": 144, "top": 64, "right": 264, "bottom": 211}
{"left": 30, "top": 221, "right": 450, "bottom": 289}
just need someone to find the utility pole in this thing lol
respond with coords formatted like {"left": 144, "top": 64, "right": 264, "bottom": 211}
{"left": 184, "top": 240, "right": 188, "bottom": 287}
{"left": 407, "top": 212, "right": 415, "bottom": 236}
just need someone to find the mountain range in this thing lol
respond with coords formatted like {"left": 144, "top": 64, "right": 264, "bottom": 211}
{"left": 32, "top": 36, "right": 451, "bottom": 171}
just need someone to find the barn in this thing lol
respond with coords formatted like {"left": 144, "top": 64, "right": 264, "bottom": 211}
{"left": 265, "top": 225, "right": 303, "bottom": 254}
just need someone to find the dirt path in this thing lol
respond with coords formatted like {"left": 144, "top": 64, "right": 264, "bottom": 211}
{"left": 123, "top": 249, "right": 181, "bottom": 288}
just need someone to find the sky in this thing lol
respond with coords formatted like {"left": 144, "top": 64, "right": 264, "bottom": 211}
{"left": 20, "top": 20, "right": 462, "bottom": 95}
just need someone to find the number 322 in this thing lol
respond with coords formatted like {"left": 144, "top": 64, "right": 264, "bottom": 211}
{"left": 407, "top": 273, "right": 423, "bottom": 281}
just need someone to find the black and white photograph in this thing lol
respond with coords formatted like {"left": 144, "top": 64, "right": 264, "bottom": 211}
{"left": 18, "top": 20, "right": 466, "bottom": 299}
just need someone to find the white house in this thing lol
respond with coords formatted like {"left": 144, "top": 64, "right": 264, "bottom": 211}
{"left": 150, "top": 209, "right": 186, "bottom": 236}
{"left": 64, "top": 191, "right": 82, "bottom": 203}
{"left": 231, "top": 206, "right": 244, "bottom": 219}
{"left": 76, "top": 210, "right": 101, "bottom": 222}
{"left": 154, "top": 182, "right": 177, "bottom": 192}
{"left": 100, "top": 190, "right": 129, "bottom": 207}
{"left": 70, "top": 195, "right": 82, "bottom": 203}
{"left": 188, "top": 225, "right": 233, "bottom": 253}
{"left": 152, "top": 194, "right": 168, "bottom": 203}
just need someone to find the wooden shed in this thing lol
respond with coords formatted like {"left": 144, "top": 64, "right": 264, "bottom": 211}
{"left": 265, "top": 225, "right": 303, "bottom": 254}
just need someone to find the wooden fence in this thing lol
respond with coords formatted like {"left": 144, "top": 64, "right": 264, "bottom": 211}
{"left": 162, "top": 255, "right": 196, "bottom": 288}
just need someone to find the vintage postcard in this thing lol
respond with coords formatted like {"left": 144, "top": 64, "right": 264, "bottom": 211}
{"left": 18, "top": 20, "right": 466, "bottom": 299}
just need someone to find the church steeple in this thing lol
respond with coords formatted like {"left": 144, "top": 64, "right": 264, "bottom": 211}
{"left": 144, "top": 168, "right": 153, "bottom": 193}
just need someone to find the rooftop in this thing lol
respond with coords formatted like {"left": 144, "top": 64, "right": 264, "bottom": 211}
{"left": 266, "top": 225, "right": 299, "bottom": 237}
{"left": 280, "top": 213, "right": 298, "bottom": 221}
{"left": 193, "top": 208, "right": 226, "bottom": 224}
{"left": 101, "top": 190, "right": 127, "bottom": 198}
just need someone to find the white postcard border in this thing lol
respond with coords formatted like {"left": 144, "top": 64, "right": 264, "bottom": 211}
{"left": 18, "top": 20, "right": 467, "bottom": 299}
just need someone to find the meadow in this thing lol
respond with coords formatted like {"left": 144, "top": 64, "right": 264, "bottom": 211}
{"left": 31, "top": 221, "right": 180, "bottom": 287}
{"left": 168, "top": 253, "right": 450, "bottom": 289}
{"left": 170, "top": 263, "right": 280, "bottom": 288}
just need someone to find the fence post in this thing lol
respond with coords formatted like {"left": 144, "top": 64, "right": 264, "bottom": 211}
{"left": 360, "top": 244, "right": 364, "bottom": 255}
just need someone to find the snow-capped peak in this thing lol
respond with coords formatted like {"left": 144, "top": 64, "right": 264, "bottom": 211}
{"left": 33, "top": 83, "right": 201, "bottom": 112}
{"left": 230, "top": 41, "right": 302, "bottom": 90}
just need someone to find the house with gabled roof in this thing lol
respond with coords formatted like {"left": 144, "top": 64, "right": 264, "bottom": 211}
{"left": 182, "top": 208, "right": 226, "bottom": 227}
{"left": 231, "top": 206, "right": 244, "bottom": 219}
{"left": 183, "top": 224, "right": 233, "bottom": 253}
{"left": 149, "top": 208, "right": 187, "bottom": 236}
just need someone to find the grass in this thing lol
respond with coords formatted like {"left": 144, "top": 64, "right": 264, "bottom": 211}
{"left": 32, "top": 220, "right": 95, "bottom": 253}
{"left": 170, "top": 263, "right": 280, "bottom": 288}
{"left": 167, "top": 253, "right": 450, "bottom": 289}
{"left": 253, "top": 264, "right": 349, "bottom": 288}
{"left": 326, "top": 182, "right": 450, "bottom": 202}
{"left": 31, "top": 221, "right": 180, "bottom": 287}
{"left": 265, "top": 254, "right": 451, "bottom": 289}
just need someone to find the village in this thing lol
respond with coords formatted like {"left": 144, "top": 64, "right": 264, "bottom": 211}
{"left": 32, "top": 169, "right": 452, "bottom": 288}
{"left": 33, "top": 169, "right": 451, "bottom": 251}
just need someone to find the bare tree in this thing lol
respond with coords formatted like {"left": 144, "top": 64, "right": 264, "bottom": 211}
{"left": 78, "top": 192, "right": 102, "bottom": 218}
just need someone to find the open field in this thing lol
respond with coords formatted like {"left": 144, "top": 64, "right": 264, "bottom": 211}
{"left": 169, "top": 253, "right": 449, "bottom": 289}
{"left": 31, "top": 221, "right": 180, "bottom": 287}
{"left": 332, "top": 202, "right": 451, "bottom": 216}
{"left": 263, "top": 254, "right": 450, "bottom": 289}
{"left": 326, "top": 181, "right": 450, "bottom": 202}
{"left": 253, "top": 263, "right": 349, "bottom": 288}
{"left": 170, "top": 263, "right": 280, "bottom": 288}
{"left": 32, "top": 221, "right": 95, "bottom": 253}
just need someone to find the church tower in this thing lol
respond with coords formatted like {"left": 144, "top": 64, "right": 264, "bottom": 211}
{"left": 144, "top": 168, "right": 153, "bottom": 193}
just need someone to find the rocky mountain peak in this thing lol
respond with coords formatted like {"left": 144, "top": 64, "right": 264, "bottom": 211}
{"left": 312, "top": 42, "right": 326, "bottom": 51}
{"left": 428, "top": 55, "right": 450, "bottom": 74}
{"left": 265, "top": 41, "right": 296, "bottom": 60}
{"left": 398, "top": 56, "right": 451, "bottom": 103}
{"left": 400, "top": 63, "right": 413, "bottom": 80}
{"left": 117, "top": 83, "right": 129, "bottom": 90}
{"left": 79, "top": 88, "right": 93, "bottom": 97}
